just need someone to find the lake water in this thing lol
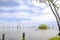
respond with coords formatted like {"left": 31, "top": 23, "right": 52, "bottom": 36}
{"left": 0, "top": 29, "right": 59, "bottom": 40}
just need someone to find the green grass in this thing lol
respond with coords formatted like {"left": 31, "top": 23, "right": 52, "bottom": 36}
{"left": 48, "top": 36, "right": 60, "bottom": 40}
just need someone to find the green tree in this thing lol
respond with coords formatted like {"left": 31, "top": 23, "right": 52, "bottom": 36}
{"left": 34, "top": 0, "right": 60, "bottom": 36}
{"left": 49, "top": 36, "right": 60, "bottom": 40}
{"left": 38, "top": 24, "right": 48, "bottom": 29}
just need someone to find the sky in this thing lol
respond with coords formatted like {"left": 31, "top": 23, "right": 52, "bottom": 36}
{"left": 0, "top": 0, "right": 60, "bottom": 28}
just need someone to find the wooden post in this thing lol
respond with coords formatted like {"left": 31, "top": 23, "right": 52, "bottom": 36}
{"left": 2, "top": 33, "right": 5, "bottom": 40}
{"left": 22, "top": 32, "right": 25, "bottom": 40}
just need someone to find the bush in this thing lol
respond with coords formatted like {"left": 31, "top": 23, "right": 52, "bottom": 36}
{"left": 38, "top": 24, "right": 48, "bottom": 30}
{"left": 48, "top": 36, "right": 60, "bottom": 40}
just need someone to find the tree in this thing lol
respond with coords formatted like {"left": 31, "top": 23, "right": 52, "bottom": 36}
{"left": 38, "top": 24, "right": 48, "bottom": 29}
{"left": 34, "top": 0, "right": 60, "bottom": 36}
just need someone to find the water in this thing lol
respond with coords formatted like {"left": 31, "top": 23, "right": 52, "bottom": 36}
{"left": 0, "top": 29, "right": 59, "bottom": 40}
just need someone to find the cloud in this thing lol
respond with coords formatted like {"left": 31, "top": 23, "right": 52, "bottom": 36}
{"left": 30, "top": 13, "right": 56, "bottom": 22}
{"left": 32, "top": 0, "right": 46, "bottom": 8}
{"left": 42, "top": 7, "right": 52, "bottom": 13}
{"left": 0, "top": 13, "right": 12, "bottom": 18}
{"left": 0, "top": 0, "right": 58, "bottom": 27}
{"left": 0, "top": 0, "right": 44, "bottom": 13}
{"left": 12, "top": 12, "right": 31, "bottom": 19}
{"left": 0, "top": 12, "right": 30, "bottom": 18}
{"left": 0, "top": 0, "right": 20, "bottom": 7}
{"left": 0, "top": 7, "right": 14, "bottom": 10}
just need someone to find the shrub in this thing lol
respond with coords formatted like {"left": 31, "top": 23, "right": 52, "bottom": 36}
{"left": 38, "top": 24, "right": 48, "bottom": 30}
{"left": 48, "top": 36, "right": 60, "bottom": 40}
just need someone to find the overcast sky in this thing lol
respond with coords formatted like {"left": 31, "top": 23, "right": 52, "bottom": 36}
{"left": 0, "top": 0, "right": 60, "bottom": 27}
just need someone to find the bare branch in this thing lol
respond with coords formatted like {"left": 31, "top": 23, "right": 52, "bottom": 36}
{"left": 54, "top": 0, "right": 59, "bottom": 4}
{"left": 39, "top": 0, "right": 49, "bottom": 6}
{"left": 42, "top": 2, "right": 49, "bottom": 6}
{"left": 48, "top": 0, "right": 60, "bottom": 28}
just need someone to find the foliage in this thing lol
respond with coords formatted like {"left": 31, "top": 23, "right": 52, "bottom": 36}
{"left": 48, "top": 36, "right": 60, "bottom": 40}
{"left": 38, "top": 24, "right": 48, "bottom": 29}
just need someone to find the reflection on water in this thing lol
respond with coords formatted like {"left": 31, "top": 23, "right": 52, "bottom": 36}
{"left": 0, "top": 29, "right": 59, "bottom": 40}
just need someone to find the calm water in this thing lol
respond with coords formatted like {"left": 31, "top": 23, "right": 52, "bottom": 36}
{"left": 0, "top": 29, "right": 59, "bottom": 40}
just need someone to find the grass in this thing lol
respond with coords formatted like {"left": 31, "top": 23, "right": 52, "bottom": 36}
{"left": 48, "top": 36, "right": 60, "bottom": 40}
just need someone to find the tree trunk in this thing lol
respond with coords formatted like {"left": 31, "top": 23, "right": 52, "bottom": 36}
{"left": 48, "top": 1, "right": 60, "bottom": 36}
{"left": 52, "top": 2, "right": 60, "bottom": 36}
{"left": 58, "top": 26, "right": 60, "bottom": 36}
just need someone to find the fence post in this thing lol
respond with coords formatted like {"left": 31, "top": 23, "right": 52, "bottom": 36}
{"left": 22, "top": 32, "right": 25, "bottom": 40}
{"left": 2, "top": 33, "right": 5, "bottom": 40}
